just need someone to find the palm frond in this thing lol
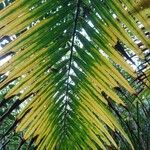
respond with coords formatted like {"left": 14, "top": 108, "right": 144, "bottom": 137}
{"left": 0, "top": 0, "right": 150, "bottom": 149}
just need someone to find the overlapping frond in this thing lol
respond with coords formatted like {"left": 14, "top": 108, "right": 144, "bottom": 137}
{"left": 0, "top": 0, "right": 149, "bottom": 149}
